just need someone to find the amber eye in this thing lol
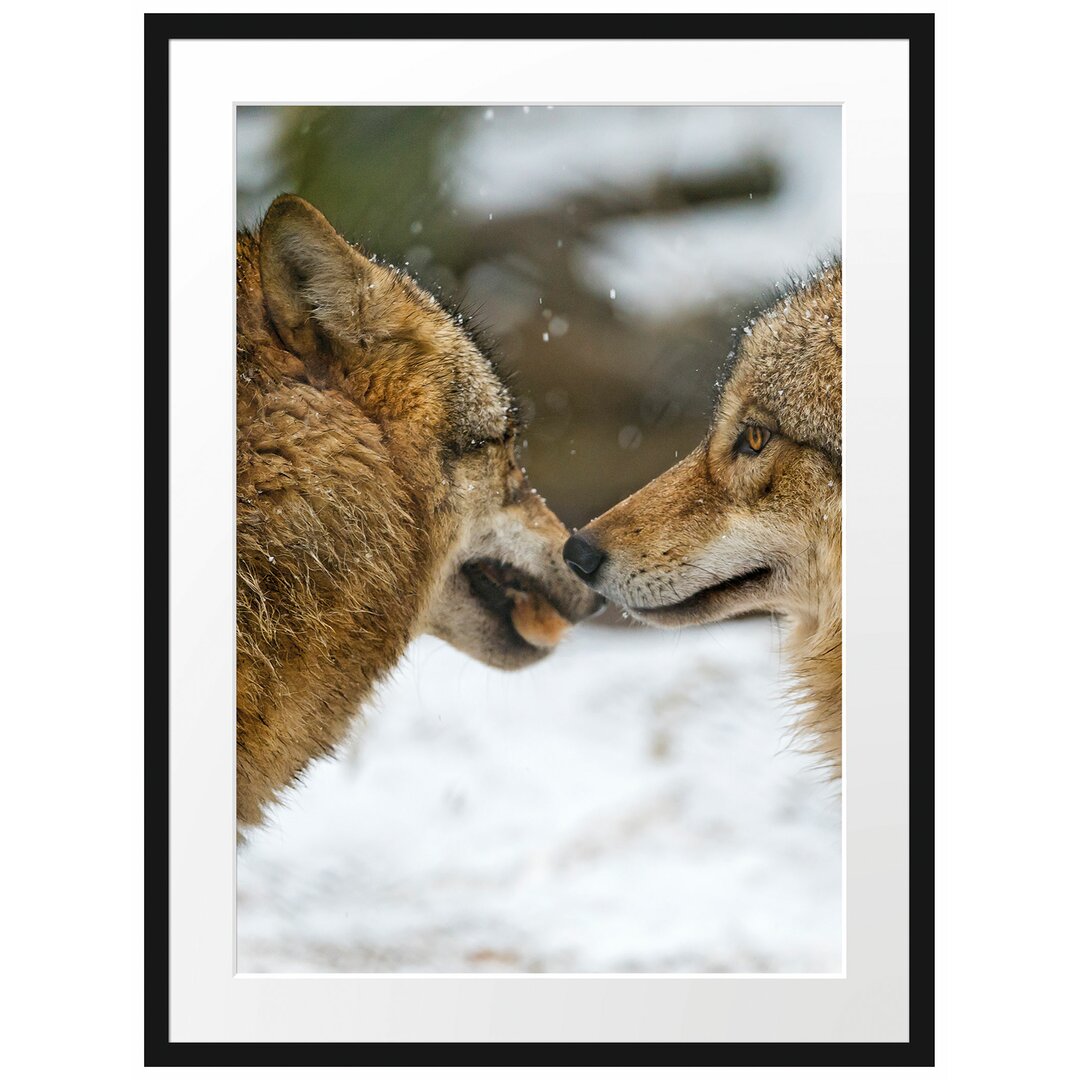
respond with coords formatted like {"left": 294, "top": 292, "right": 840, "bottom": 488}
{"left": 736, "top": 424, "right": 772, "bottom": 456}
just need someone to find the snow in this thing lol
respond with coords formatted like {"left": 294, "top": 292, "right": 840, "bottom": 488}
{"left": 237, "top": 620, "right": 841, "bottom": 974}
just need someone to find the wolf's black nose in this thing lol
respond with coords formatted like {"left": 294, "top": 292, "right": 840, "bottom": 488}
{"left": 563, "top": 532, "right": 606, "bottom": 581}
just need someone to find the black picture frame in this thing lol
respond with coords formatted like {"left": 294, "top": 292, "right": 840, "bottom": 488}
{"left": 145, "top": 11, "right": 934, "bottom": 1067}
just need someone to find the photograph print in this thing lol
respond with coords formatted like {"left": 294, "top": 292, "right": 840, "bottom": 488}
{"left": 235, "top": 104, "right": 843, "bottom": 975}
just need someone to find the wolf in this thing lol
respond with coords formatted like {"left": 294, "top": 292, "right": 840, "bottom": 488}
{"left": 564, "top": 264, "right": 842, "bottom": 771}
{"left": 237, "top": 194, "right": 600, "bottom": 828}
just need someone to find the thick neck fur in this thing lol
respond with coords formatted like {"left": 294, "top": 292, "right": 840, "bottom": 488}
{"left": 235, "top": 232, "right": 459, "bottom": 828}
{"left": 783, "top": 517, "right": 842, "bottom": 774}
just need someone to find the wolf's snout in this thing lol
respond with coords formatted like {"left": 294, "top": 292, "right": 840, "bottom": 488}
{"left": 563, "top": 531, "right": 606, "bottom": 582}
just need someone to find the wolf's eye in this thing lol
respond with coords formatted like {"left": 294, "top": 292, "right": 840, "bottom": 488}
{"left": 736, "top": 424, "right": 772, "bottom": 456}
{"left": 460, "top": 430, "right": 512, "bottom": 458}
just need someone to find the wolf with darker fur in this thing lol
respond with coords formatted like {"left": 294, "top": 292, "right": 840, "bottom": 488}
{"left": 237, "top": 195, "right": 599, "bottom": 829}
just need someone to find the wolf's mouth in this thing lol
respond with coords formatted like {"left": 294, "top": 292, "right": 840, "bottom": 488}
{"left": 630, "top": 565, "right": 772, "bottom": 622}
{"left": 461, "top": 559, "right": 574, "bottom": 651}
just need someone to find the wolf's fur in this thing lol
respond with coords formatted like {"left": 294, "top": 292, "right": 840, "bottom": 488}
{"left": 570, "top": 265, "right": 842, "bottom": 771}
{"left": 237, "top": 195, "right": 599, "bottom": 828}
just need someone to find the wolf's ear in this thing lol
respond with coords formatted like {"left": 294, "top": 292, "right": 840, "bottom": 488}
{"left": 259, "top": 194, "right": 366, "bottom": 360}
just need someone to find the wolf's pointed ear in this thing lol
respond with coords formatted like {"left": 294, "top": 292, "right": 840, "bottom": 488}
{"left": 259, "top": 194, "right": 366, "bottom": 360}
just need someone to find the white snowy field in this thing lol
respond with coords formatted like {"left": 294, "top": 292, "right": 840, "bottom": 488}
{"left": 237, "top": 619, "right": 842, "bottom": 974}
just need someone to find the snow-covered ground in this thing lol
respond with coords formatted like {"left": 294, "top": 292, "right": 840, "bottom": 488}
{"left": 237, "top": 620, "right": 841, "bottom": 974}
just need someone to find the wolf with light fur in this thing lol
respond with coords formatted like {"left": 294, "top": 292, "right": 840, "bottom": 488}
{"left": 564, "top": 265, "right": 842, "bottom": 771}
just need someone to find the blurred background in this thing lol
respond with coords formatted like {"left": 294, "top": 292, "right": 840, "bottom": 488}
{"left": 237, "top": 106, "right": 842, "bottom": 974}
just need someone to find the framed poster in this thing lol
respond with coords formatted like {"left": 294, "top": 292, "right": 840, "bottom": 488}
{"left": 148, "top": 11, "right": 933, "bottom": 1065}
